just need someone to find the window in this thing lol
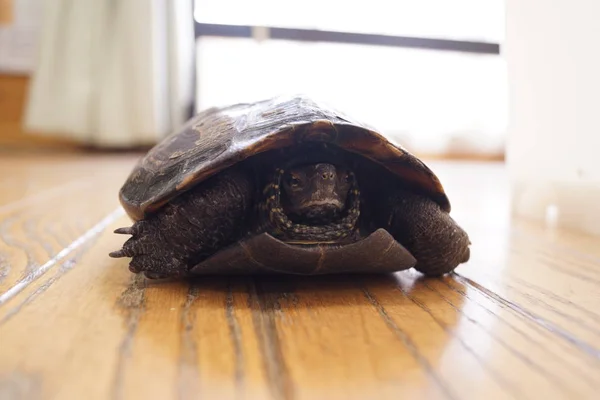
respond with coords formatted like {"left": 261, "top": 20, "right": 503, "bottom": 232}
{"left": 194, "top": 0, "right": 504, "bottom": 42}
{"left": 193, "top": 0, "right": 506, "bottom": 157}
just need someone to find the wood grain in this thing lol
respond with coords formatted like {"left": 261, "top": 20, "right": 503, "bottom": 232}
{"left": 0, "top": 154, "right": 598, "bottom": 400}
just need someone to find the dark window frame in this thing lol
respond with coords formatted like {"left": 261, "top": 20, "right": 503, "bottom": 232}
{"left": 194, "top": 22, "right": 500, "bottom": 55}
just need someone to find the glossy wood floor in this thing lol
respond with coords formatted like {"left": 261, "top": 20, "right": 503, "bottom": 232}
{"left": 0, "top": 152, "right": 598, "bottom": 400}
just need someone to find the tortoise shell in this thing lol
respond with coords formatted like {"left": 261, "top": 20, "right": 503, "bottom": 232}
{"left": 119, "top": 95, "right": 449, "bottom": 221}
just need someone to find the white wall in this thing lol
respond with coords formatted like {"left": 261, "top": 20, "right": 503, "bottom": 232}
{"left": 505, "top": 0, "right": 600, "bottom": 235}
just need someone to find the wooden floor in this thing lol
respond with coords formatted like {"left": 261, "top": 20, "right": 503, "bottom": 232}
{"left": 0, "top": 152, "right": 599, "bottom": 400}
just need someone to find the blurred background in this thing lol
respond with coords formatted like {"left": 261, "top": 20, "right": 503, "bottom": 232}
{"left": 0, "top": 0, "right": 506, "bottom": 159}
{"left": 1, "top": 0, "right": 599, "bottom": 236}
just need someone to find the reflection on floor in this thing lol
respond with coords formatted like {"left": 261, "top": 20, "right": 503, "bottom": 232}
{"left": 0, "top": 154, "right": 598, "bottom": 400}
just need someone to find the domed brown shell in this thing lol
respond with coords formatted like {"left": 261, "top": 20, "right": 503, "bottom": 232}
{"left": 119, "top": 95, "right": 450, "bottom": 221}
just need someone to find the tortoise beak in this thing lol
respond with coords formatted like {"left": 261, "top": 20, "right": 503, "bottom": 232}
{"left": 299, "top": 201, "right": 343, "bottom": 221}
{"left": 300, "top": 199, "right": 343, "bottom": 209}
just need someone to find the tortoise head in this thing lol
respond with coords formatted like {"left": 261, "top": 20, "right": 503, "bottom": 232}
{"left": 259, "top": 162, "right": 360, "bottom": 243}
{"left": 281, "top": 163, "right": 352, "bottom": 224}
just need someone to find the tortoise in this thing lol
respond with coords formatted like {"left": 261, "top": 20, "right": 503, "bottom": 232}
{"left": 109, "top": 95, "right": 471, "bottom": 279}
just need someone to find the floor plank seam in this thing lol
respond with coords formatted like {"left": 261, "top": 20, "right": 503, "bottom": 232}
{"left": 402, "top": 284, "right": 526, "bottom": 398}
{"left": 454, "top": 273, "right": 600, "bottom": 360}
{"left": 248, "top": 278, "right": 294, "bottom": 400}
{"left": 111, "top": 273, "right": 146, "bottom": 400}
{"left": 507, "top": 276, "right": 600, "bottom": 324}
{"left": 425, "top": 280, "right": 596, "bottom": 392}
{"left": 0, "top": 234, "right": 101, "bottom": 326}
{"left": 177, "top": 283, "right": 202, "bottom": 400}
{"left": 362, "top": 286, "right": 459, "bottom": 400}
{"left": 441, "top": 277, "right": 600, "bottom": 380}
{"left": 503, "top": 281, "right": 600, "bottom": 336}
{"left": 225, "top": 281, "right": 245, "bottom": 394}
{"left": 469, "top": 272, "right": 600, "bottom": 338}
{"left": 0, "top": 208, "right": 124, "bottom": 306}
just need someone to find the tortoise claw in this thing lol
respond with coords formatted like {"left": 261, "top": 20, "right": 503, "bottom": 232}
{"left": 109, "top": 250, "right": 127, "bottom": 258}
{"left": 114, "top": 227, "right": 134, "bottom": 235}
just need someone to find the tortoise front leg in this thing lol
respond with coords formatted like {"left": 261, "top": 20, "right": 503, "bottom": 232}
{"left": 109, "top": 167, "right": 254, "bottom": 279}
{"left": 385, "top": 188, "right": 471, "bottom": 276}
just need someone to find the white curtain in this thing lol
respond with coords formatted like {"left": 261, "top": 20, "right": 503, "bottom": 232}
{"left": 24, "top": 0, "right": 196, "bottom": 147}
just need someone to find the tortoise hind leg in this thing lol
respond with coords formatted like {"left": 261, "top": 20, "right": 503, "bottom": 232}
{"left": 385, "top": 188, "right": 471, "bottom": 276}
{"left": 109, "top": 167, "right": 254, "bottom": 279}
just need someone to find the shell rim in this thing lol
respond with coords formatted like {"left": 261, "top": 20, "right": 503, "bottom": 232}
{"left": 119, "top": 120, "right": 450, "bottom": 221}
